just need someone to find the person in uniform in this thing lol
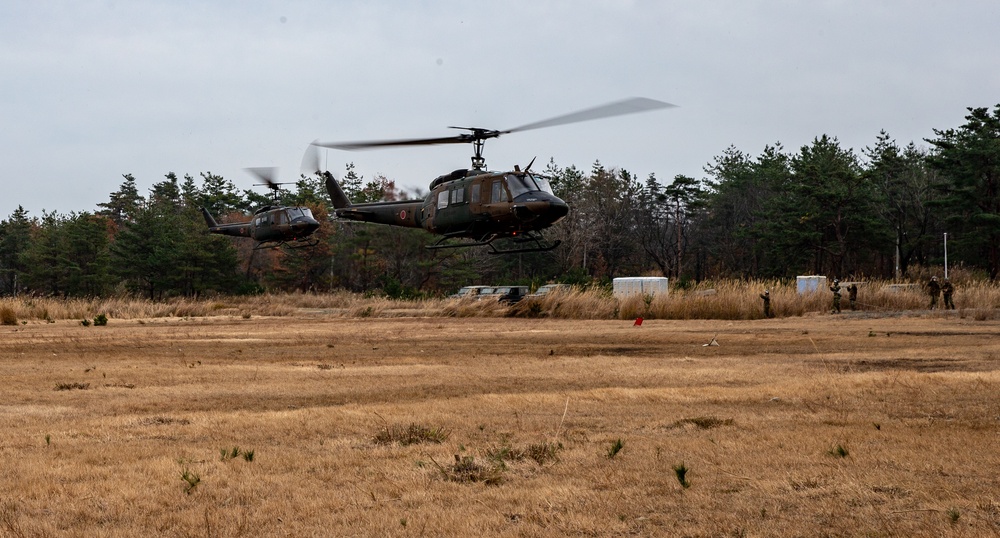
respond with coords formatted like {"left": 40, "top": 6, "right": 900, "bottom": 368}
{"left": 927, "top": 276, "right": 941, "bottom": 309}
{"left": 760, "top": 289, "right": 773, "bottom": 318}
{"left": 941, "top": 278, "right": 955, "bottom": 310}
{"left": 830, "top": 279, "right": 842, "bottom": 313}
{"left": 847, "top": 283, "right": 858, "bottom": 310}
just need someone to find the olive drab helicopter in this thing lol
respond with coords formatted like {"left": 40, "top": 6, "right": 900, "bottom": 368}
{"left": 308, "top": 97, "right": 675, "bottom": 254}
{"left": 201, "top": 168, "right": 321, "bottom": 250}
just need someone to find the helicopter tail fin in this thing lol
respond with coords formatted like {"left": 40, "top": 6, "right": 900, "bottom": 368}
{"left": 324, "top": 172, "right": 352, "bottom": 209}
{"left": 201, "top": 207, "right": 219, "bottom": 229}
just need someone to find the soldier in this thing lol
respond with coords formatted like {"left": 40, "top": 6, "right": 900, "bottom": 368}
{"left": 847, "top": 283, "right": 858, "bottom": 311}
{"left": 941, "top": 278, "right": 955, "bottom": 310}
{"left": 927, "top": 276, "right": 941, "bottom": 309}
{"left": 760, "top": 289, "right": 773, "bottom": 318}
{"left": 830, "top": 279, "right": 842, "bottom": 313}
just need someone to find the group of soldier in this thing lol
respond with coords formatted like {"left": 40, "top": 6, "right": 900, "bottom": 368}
{"left": 759, "top": 276, "right": 956, "bottom": 318}
{"left": 926, "top": 275, "right": 956, "bottom": 310}
{"left": 827, "top": 279, "right": 858, "bottom": 313}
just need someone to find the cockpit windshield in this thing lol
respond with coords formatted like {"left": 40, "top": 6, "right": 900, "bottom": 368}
{"left": 532, "top": 175, "right": 554, "bottom": 194}
{"left": 286, "top": 207, "right": 314, "bottom": 220}
{"left": 504, "top": 173, "right": 555, "bottom": 197}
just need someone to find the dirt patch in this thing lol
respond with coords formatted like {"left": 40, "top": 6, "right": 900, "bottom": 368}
{"left": 842, "top": 357, "right": 993, "bottom": 373}
{"left": 889, "top": 330, "right": 1000, "bottom": 337}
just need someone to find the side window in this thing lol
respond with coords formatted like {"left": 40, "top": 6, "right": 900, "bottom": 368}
{"left": 456, "top": 187, "right": 464, "bottom": 204}
{"left": 437, "top": 190, "right": 448, "bottom": 209}
{"left": 491, "top": 180, "right": 507, "bottom": 203}
{"left": 471, "top": 183, "right": 481, "bottom": 203}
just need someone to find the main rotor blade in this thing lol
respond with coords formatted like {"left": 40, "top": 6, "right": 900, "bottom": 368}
{"left": 245, "top": 167, "right": 280, "bottom": 188}
{"left": 313, "top": 135, "right": 470, "bottom": 151}
{"left": 313, "top": 97, "right": 675, "bottom": 151}
{"left": 505, "top": 97, "right": 676, "bottom": 134}
{"left": 301, "top": 142, "right": 322, "bottom": 173}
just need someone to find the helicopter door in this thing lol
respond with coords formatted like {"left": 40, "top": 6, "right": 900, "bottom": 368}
{"left": 469, "top": 181, "right": 483, "bottom": 214}
{"left": 482, "top": 178, "right": 509, "bottom": 218}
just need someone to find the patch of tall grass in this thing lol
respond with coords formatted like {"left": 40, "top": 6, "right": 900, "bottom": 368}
{"left": 507, "top": 287, "right": 617, "bottom": 319}
{"left": 3, "top": 277, "right": 999, "bottom": 321}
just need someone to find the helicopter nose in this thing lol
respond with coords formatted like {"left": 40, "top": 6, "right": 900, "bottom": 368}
{"left": 550, "top": 198, "right": 569, "bottom": 221}
{"left": 512, "top": 195, "right": 570, "bottom": 225}
{"left": 292, "top": 217, "right": 320, "bottom": 235}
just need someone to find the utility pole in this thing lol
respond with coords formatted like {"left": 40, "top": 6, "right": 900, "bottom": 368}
{"left": 944, "top": 232, "right": 948, "bottom": 279}
{"left": 675, "top": 196, "right": 682, "bottom": 280}
{"left": 895, "top": 226, "right": 902, "bottom": 281}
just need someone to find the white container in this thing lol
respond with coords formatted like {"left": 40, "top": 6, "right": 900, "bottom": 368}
{"left": 796, "top": 275, "right": 828, "bottom": 294}
{"left": 613, "top": 277, "right": 669, "bottom": 299}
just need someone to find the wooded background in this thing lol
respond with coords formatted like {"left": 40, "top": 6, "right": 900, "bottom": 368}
{"left": 2, "top": 105, "right": 998, "bottom": 298}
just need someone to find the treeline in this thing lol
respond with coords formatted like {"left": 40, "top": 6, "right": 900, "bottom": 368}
{"left": 1, "top": 105, "right": 999, "bottom": 298}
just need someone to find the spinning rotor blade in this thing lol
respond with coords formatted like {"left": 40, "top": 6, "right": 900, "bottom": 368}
{"left": 505, "top": 97, "right": 676, "bottom": 134}
{"left": 313, "top": 135, "right": 473, "bottom": 151}
{"left": 313, "top": 97, "right": 674, "bottom": 151}
{"left": 245, "top": 167, "right": 280, "bottom": 189}
{"left": 301, "top": 142, "right": 322, "bottom": 174}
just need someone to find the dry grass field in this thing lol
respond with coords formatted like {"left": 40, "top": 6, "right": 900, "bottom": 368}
{"left": 2, "top": 309, "right": 999, "bottom": 536}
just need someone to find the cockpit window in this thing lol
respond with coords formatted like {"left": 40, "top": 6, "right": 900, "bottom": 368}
{"left": 505, "top": 175, "right": 533, "bottom": 198}
{"left": 532, "top": 175, "right": 554, "bottom": 194}
{"left": 505, "top": 173, "right": 554, "bottom": 197}
{"left": 286, "top": 207, "right": 313, "bottom": 220}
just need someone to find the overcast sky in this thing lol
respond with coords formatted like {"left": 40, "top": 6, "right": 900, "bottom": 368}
{"left": 2, "top": 1, "right": 998, "bottom": 218}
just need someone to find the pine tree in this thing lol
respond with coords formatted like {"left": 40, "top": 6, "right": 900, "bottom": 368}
{"left": 98, "top": 174, "right": 144, "bottom": 226}
{"left": 926, "top": 105, "right": 1000, "bottom": 278}
{"left": 0, "top": 206, "right": 34, "bottom": 294}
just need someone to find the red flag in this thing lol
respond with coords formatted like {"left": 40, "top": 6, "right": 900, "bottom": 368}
{"left": 634, "top": 317, "right": 643, "bottom": 326}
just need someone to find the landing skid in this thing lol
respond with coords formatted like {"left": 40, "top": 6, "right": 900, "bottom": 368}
{"left": 426, "top": 233, "right": 561, "bottom": 255}
{"left": 253, "top": 239, "right": 320, "bottom": 250}
{"left": 426, "top": 238, "right": 492, "bottom": 250}
{"left": 487, "top": 239, "right": 561, "bottom": 255}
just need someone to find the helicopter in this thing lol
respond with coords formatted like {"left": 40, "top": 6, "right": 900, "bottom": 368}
{"left": 201, "top": 168, "right": 321, "bottom": 250}
{"left": 309, "top": 97, "right": 674, "bottom": 254}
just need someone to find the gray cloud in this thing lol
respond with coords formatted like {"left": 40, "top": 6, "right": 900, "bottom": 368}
{"left": 2, "top": 1, "right": 998, "bottom": 217}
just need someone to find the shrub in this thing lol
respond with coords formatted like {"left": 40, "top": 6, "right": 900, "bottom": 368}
{"left": 373, "top": 423, "right": 450, "bottom": 446}
{"left": 948, "top": 508, "right": 960, "bottom": 524}
{"left": 828, "top": 444, "right": 849, "bottom": 458}
{"left": 673, "top": 462, "right": 691, "bottom": 488}
{"left": 54, "top": 382, "right": 90, "bottom": 391}
{"left": 432, "top": 454, "right": 504, "bottom": 485}
{"left": 219, "top": 446, "right": 255, "bottom": 461}
{"left": 180, "top": 468, "right": 200, "bottom": 494}
{"left": 525, "top": 441, "right": 562, "bottom": 464}
{"left": 606, "top": 438, "right": 625, "bottom": 459}
{"left": 670, "top": 416, "right": 734, "bottom": 430}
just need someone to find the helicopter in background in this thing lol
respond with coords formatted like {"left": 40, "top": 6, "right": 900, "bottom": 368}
{"left": 309, "top": 97, "right": 674, "bottom": 254}
{"left": 201, "top": 168, "right": 321, "bottom": 250}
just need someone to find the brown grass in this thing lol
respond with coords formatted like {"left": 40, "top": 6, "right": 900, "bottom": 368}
{"left": 1, "top": 278, "right": 998, "bottom": 322}
{"left": 1, "top": 313, "right": 999, "bottom": 535}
